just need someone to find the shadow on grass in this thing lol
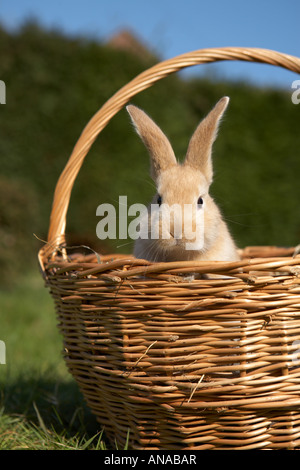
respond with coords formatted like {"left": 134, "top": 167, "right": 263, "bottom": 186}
{"left": 0, "top": 369, "right": 114, "bottom": 449}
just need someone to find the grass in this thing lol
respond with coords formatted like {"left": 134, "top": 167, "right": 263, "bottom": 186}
{"left": 0, "top": 410, "right": 105, "bottom": 450}
{"left": 0, "top": 269, "right": 113, "bottom": 450}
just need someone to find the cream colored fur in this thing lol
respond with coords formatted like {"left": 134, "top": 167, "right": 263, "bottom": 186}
{"left": 127, "top": 97, "right": 240, "bottom": 262}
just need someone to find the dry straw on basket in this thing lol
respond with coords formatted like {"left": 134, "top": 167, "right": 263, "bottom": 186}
{"left": 39, "top": 48, "right": 300, "bottom": 450}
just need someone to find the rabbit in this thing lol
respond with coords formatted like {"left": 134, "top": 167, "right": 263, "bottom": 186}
{"left": 126, "top": 97, "right": 240, "bottom": 263}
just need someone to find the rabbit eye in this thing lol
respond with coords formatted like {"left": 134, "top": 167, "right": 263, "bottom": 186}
{"left": 197, "top": 197, "right": 204, "bottom": 206}
{"left": 157, "top": 195, "right": 162, "bottom": 206}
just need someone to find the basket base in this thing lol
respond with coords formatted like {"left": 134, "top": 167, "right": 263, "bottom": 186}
{"left": 43, "top": 244, "right": 300, "bottom": 450}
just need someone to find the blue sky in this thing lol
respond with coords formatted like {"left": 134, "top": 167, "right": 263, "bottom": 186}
{"left": 1, "top": 0, "right": 299, "bottom": 88}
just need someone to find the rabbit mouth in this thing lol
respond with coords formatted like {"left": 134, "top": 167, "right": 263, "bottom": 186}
{"left": 168, "top": 233, "right": 204, "bottom": 251}
{"left": 169, "top": 231, "right": 184, "bottom": 245}
{"left": 156, "top": 236, "right": 206, "bottom": 262}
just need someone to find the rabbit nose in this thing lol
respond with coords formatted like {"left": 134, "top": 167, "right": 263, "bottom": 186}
{"left": 169, "top": 208, "right": 183, "bottom": 239}
{"left": 170, "top": 225, "right": 182, "bottom": 240}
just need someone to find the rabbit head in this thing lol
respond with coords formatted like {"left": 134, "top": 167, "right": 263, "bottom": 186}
{"left": 126, "top": 97, "right": 239, "bottom": 262}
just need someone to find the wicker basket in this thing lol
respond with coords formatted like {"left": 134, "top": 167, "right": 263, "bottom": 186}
{"left": 39, "top": 48, "right": 300, "bottom": 450}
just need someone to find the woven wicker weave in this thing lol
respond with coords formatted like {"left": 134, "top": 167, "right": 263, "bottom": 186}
{"left": 39, "top": 48, "right": 300, "bottom": 450}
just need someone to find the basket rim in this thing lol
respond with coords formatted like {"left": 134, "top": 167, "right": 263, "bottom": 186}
{"left": 38, "top": 46, "right": 300, "bottom": 267}
{"left": 40, "top": 245, "right": 300, "bottom": 283}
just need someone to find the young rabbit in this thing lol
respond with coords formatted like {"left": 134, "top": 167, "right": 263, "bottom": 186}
{"left": 126, "top": 97, "right": 239, "bottom": 263}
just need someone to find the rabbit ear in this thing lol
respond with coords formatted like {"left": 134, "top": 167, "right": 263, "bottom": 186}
{"left": 127, "top": 105, "right": 177, "bottom": 181}
{"left": 184, "top": 97, "right": 229, "bottom": 183}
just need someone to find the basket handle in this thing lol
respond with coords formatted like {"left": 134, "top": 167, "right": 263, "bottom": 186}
{"left": 41, "top": 47, "right": 300, "bottom": 259}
